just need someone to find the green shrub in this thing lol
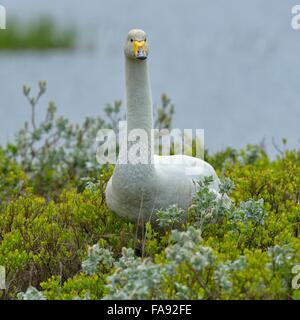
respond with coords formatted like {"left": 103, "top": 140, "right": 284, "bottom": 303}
{"left": 0, "top": 174, "right": 135, "bottom": 299}
{"left": 1, "top": 82, "right": 300, "bottom": 300}
{"left": 0, "top": 148, "right": 28, "bottom": 201}
{"left": 31, "top": 170, "right": 300, "bottom": 300}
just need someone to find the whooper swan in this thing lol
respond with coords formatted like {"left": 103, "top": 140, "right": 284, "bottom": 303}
{"left": 105, "top": 29, "right": 221, "bottom": 222}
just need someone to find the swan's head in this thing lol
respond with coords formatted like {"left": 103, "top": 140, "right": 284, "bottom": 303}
{"left": 124, "top": 29, "right": 149, "bottom": 61}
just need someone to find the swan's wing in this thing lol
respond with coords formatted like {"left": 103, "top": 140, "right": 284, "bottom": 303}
{"left": 154, "top": 154, "right": 220, "bottom": 191}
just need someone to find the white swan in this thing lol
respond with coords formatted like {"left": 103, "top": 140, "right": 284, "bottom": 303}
{"left": 105, "top": 29, "right": 220, "bottom": 222}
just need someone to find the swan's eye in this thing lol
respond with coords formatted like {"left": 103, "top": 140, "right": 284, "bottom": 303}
{"left": 130, "top": 39, "right": 133, "bottom": 42}
{"left": 144, "top": 38, "right": 147, "bottom": 42}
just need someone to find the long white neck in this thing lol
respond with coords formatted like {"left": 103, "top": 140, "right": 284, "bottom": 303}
{"left": 125, "top": 57, "right": 153, "bottom": 135}
{"left": 111, "top": 57, "right": 156, "bottom": 199}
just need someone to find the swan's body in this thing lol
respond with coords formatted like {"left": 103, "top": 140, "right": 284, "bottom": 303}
{"left": 105, "top": 29, "right": 220, "bottom": 222}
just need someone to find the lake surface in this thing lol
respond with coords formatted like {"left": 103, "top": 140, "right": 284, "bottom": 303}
{"left": 0, "top": 0, "right": 299, "bottom": 156}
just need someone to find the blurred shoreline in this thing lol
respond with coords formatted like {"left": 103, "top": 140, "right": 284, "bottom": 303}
{"left": 0, "top": 0, "right": 299, "bottom": 156}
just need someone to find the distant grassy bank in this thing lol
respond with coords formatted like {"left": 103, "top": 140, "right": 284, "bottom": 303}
{"left": 0, "top": 17, "right": 76, "bottom": 50}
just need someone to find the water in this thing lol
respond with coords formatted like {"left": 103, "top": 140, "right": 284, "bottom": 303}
{"left": 0, "top": 0, "right": 299, "bottom": 156}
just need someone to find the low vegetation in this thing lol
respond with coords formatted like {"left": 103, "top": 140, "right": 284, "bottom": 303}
{"left": 0, "top": 82, "right": 299, "bottom": 300}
